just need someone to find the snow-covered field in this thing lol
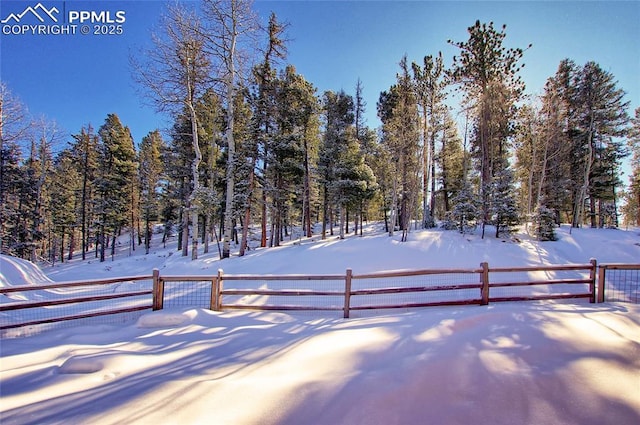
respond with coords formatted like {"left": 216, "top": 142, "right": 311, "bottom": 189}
{"left": 1, "top": 225, "right": 639, "bottom": 424}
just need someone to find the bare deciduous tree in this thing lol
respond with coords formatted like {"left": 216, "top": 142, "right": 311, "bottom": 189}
{"left": 200, "top": 0, "right": 261, "bottom": 259}
{"left": 132, "top": 3, "right": 211, "bottom": 259}
{"left": 0, "top": 83, "right": 31, "bottom": 254}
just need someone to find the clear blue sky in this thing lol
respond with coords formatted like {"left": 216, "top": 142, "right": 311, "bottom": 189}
{"left": 2, "top": 0, "right": 639, "bottom": 149}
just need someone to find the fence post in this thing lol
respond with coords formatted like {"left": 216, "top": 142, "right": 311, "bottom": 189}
{"left": 480, "top": 262, "right": 489, "bottom": 305}
{"left": 344, "top": 268, "right": 352, "bottom": 319}
{"left": 214, "top": 269, "right": 224, "bottom": 311}
{"left": 152, "top": 268, "right": 164, "bottom": 311}
{"left": 589, "top": 258, "right": 597, "bottom": 303}
{"left": 210, "top": 274, "right": 218, "bottom": 311}
{"left": 597, "top": 264, "right": 606, "bottom": 303}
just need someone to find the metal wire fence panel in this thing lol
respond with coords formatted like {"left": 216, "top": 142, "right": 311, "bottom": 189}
{"left": 0, "top": 279, "right": 153, "bottom": 338}
{"left": 3, "top": 261, "right": 627, "bottom": 338}
{"left": 162, "top": 280, "right": 213, "bottom": 309}
{"left": 221, "top": 278, "right": 345, "bottom": 311}
{"left": 604, "top": 268, "right": 640, "bottom": 303}
{"left": 488, "top": 268, "right": 593, "bottom": 301}
{"left": 351, "top": 272, "right": 482, "bottom": 309}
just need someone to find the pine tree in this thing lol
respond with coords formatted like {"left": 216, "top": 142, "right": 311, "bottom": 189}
{"left": 96, "top": 114, "right": 137, "bottom": 262}
{"left": 0, "top": 83, "right": 30, "bottom": 256}
{"left": 531, "top": 204, "right": 557, "bottom": 241}
{"left": 623, "top": 107, "right": 640, "bottom": 226}
{"left": 320, "top": 90, "right": 354, "bottom": 239}
{"left": 164, "top": 114, "right": 197, "bottom": 254}
{"left": 378, "top": 56, "right": 420, "bottom": 241}
{"left": 50, "top": 149, "right": 80, "bottom": 262}
{"left": 490, "top": 165, "right": 519, "bottom": 238}
{"left": 69, "top": 125, "right": 99, "bottom": 260}
{"left": 195, "top": 89, "right": 225, "bottom": 255}
{"left": 139, "top": 130, "right": 166, "bottom": 254}
{"left": 245, "top": 12, "right": 287, "bottom": 253}
{"left": 412, "top": 52, "right": 446, "bottom": 228}
{"left": 577, "top": 62, "right": 629, "bottom": 228}
{"left": 23, "top": 118, "right": 60, "bottom": 262}
{"left": 263, "top": 65, "right": 317, "bottom": 246}
{"left": 446, "top": 180, "right": 479, "bottom": 234}
{"left": 353, "top": 79, "right": 378, "bottom": 235}
{"left": 448, "top": 21, "right": 530, "bottom": 238}
{"left": 437, "top": 110, "right": 466, "bottom": 217}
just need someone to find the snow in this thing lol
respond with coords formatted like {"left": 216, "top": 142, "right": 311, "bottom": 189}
{"left": 0, "top": 254, "right": 54, "bottom": 288}
{"left": 1, "top": 224, "right": 639, "bottom": 424}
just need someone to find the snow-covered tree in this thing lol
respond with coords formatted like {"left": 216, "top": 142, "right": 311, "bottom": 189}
{"left": 490, "top": 166, "right": 520, "bottom": 238}
{"left": 531, "top": 205, "right": 557, "bottom": 241}
{"left": 445, "top": 181, "right": 479, "bottom": 234}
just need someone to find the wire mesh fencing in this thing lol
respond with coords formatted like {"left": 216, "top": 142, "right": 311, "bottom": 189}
{"left": 0, "top": 277, "right": 153, "bottom": 337}
{"left": 488, "top": 265, "right": 595, "bottom": 302}
{"left": 350, "top": 270, "right": 483, "bottom": 314}
{"left": 599, "top": 265, "right": 640, "bottom": 303}
{"left": 5, "top": 259, "right": 630, "bottom": 339}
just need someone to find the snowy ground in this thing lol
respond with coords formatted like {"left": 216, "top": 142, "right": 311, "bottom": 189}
{"left": 1, "top": 224, "right": 639, "bottom": 424}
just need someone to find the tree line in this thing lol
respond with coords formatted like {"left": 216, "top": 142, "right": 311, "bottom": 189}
{"left": 1, "top": 1, "right": 639, "bottom": 263}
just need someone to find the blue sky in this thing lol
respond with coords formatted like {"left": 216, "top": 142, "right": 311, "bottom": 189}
{"left": 1, "top": 0, "right": 639, "bottom": 148}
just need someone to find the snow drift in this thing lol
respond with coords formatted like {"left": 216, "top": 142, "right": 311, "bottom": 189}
{"left": 1, "top": 225, "right": 639, "bottom": 424}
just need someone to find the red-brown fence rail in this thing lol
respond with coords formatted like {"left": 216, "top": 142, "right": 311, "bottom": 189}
{"left": 3, "top": 258, "right": 635, "bottom": 335}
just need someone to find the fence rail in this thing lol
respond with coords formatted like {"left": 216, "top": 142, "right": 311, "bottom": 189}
{"left": 2, "top": 258, "right": 638, "bottom": 335}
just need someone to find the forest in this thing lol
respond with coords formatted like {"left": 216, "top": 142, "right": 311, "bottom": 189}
{"left": 1, "top": 0, "right": 640, "bottom": 264}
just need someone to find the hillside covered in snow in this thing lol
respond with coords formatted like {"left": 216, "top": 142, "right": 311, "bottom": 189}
{"left": 1, "top": 225, "right": 639, "bottom": 424}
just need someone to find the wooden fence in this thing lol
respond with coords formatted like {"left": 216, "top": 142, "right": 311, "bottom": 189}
{"left": 597, "top": 263, "right": 640, "bottom": 303}
{"left": 0, "top": 275, "right": 153, "bottom": 331}
{"left": 154, "top": 261, "right": 597, "bottom": 318}
{"left": 4, "top": 258, "right": 639, "bottom": 333}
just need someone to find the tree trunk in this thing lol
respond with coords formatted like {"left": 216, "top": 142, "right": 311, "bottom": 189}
{"left": 239, "top": 164, "right": 255, "bottom": 256}
{"left": 303, "top": 133, "right": 312, "bottom": 238}
{"left": 181, "top": 207, "right": 189, "bottom": 257}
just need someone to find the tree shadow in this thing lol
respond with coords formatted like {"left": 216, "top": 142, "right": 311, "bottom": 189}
{"left": 1, "top": 304, "right": 639, "bottom": 425}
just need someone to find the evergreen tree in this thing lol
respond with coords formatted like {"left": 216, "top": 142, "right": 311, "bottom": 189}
{"left": 490, "top": 165, "right": 519, "bottom": 237}
{"left": 139, "top": 130, "right": 166, "bottom": 254}
{"left": 50, "top": 149, "right": 80, "bottom": 262}
{"left": 245, "top": 12, "right": 287, "bottom": 253}
{"left": 264, "top": 66, "right": 312, "bottom": 245}
{"left": 531, "top": 204, "right": 557, "bottom": 241}
{"left": 445, "top": 180, "right": 479, "bottom": 235}
{"left": 95, "top": 114, "right": 137, "bottom": 262}
{"left": 319, "top": 90, "right": 355, "bottom": 239}
{"left": 353, "top": 79, "right": 378, "bottom": 235}
{"left": 0, "top": 83, "right": 30, "bottom": 256}
{"left": 0, "top": 139, "right": 24, "bottom": 256}
{"left": 412, "top": 52, "right": 446, "bottom": 228}
{"left": 69, "top": 125, "right": 99, "bottom": 260}
{"left": 378, "top": 56, "right": 420, "bottom": 241}
{"left": 576, "top": 62, "right": 629, "bottom": 228}
{"left": 448, "top": 21, "right": 529, "bottom": 238}
{"left": 23, "top": 118, "right": 60, "bottom": 262}
{"left": 164, "top": 114, "right": 197, "bottom": 254}
{"left": 195, "top": 89, "right": 225, "bottom": 255}
{"left": 437, "top": 110, "right": 466, "bottom": 216}
{"left": 623, "top": 107, "right": 640, "bottom": 226}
